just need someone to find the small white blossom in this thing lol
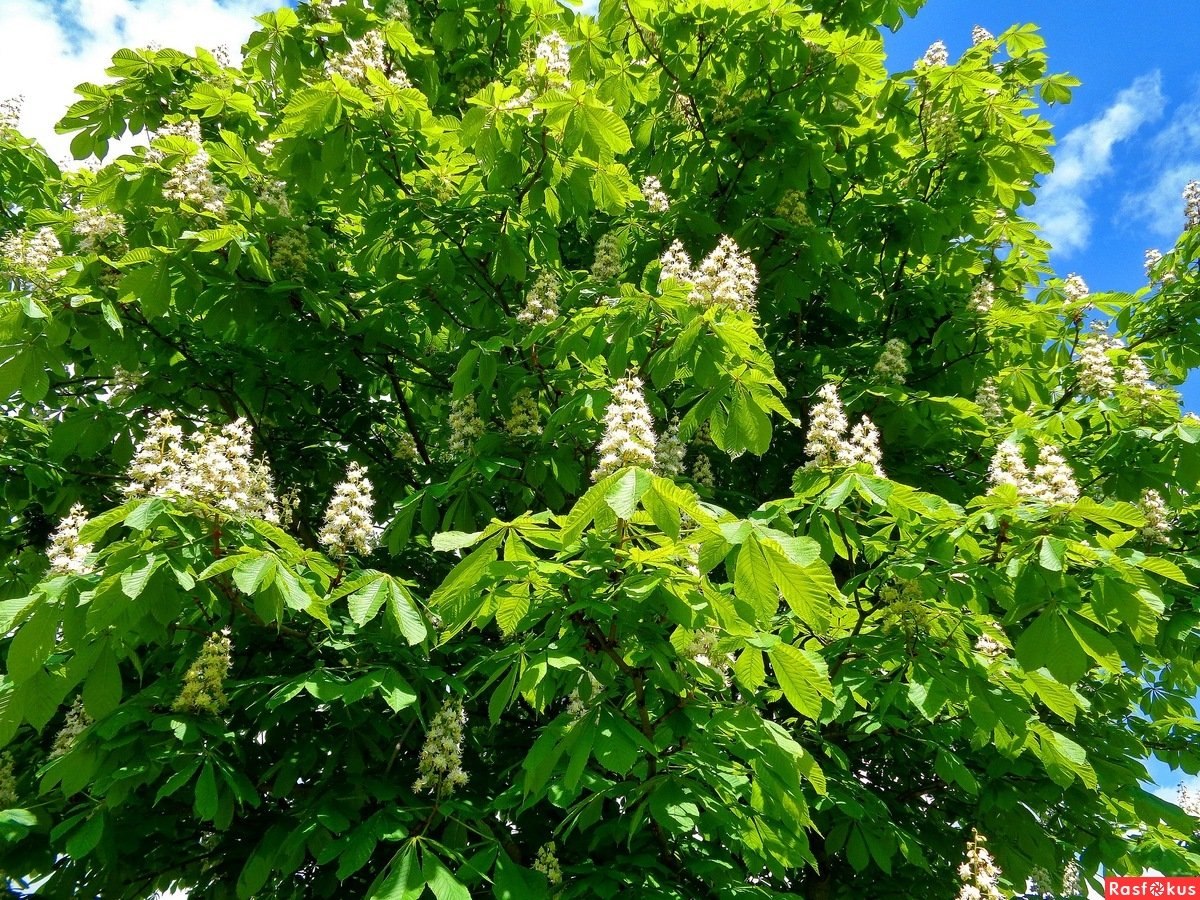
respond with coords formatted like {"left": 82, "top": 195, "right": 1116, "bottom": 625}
{"left": 46, "top": 504, "right": 94, "bottom": 576}
{"left": 528, "top": 32, "right": 571, "bottom": 87}
{"left": 969, "top": 279, "right": 995, "bottom": 315}
{"left": 152, "top": 120, "right": 226, "bottom": 216}
{"left": 505, "top": 388, "right": 542, "bottom": 437}
{"left": 987, "top": 441, "right": 1030, "bottom": 493}
{"left": 917, "top": 40, "right": 949, "bottom": 68}
{"left": 593, "top": 375, "right": 657, "bottom": 480}
{"left": 1063, "top": 273, "right": 1089, "bottom": 303}
{"left": 658, "top": 240, "right": 693, "bottom": 285}
{"left": 971, "top": 26, "right": 994, "bottom": 45}
{"left": 385, "top": 0, "right": 411, "bottom": 21}
{"left": 71, "top": 205, "right": 124, "bottom": 252}
{"left": 1, "top": 227, "right": 63, "bottom": 277}
{"left": 1139, "top": 488, "right": 1171, "bottom": 544}
{"left": 318, "top": 462, "right": 376, "bottom": 557}
{"left": 326, "top": 31, "right": 412, "bottom": 89}
{"left": 805, "top": 383, "right": 851, "bottom": 468}
{"left": 846, "top": 417, "right": 885, "bottom": 477}
{"left": 1144, "top": 249, "right": 1167, "bottom": 283}
{"left": 873, "top": 338, "right": 910, "bottom": 386}
{"left": 657, "top": 417, "right": 687, "bottom": 477}
{"left": 1185, "top": 180, "right": 1200, "bottom": 230}
{"left": 641, "top": 176, "right": 670, "bottom": 213}
{"left": 591, "top": 231, "right": 621, "bottom": 280}
{"left": 1075, "top": 321, "right": 1118, "bottom": 398}
{"left": 1029, "top": 444, "right": 1079, "bottom": 505}
{"left": 447, "top": 395, "right": 485, "bottom": 459}
{"left": 413, "top": 697, "right": 468, "bottom": 797}
{"left": 687, "top": 236, "right": 758, "bottom": 313}
{"left": 1178, "top": 785, "right": 1200, "bottom": 819}
{"left": 50, "top": 698, "right": 92, "bottom": 759}
{"left": 173, "top": 630, "right": 233, "bottom": 715}
{"left": 517, "top": 273, "right": 560, "bottom": 326}
{"left": 974, "top": 634, "right": 1006, "bottom": 660}
{"left": 1121, "top": 353, "right": 1156, "bottom": 403}
{"left": 0, "top": 95, "right": 22, "bottom": 130}
{"left": 975, "top": 378, "right": 1003, "bottom": 421}
{"left": 956, "top": 831, "right": 1004, "bottom": 900}
{"left": 259, "top": 179, "right": 291, "bottom": 218}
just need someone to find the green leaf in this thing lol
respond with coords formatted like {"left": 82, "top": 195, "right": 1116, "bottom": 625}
{"left": 424, "top": 853, "right": 470, "bottom": 900}
{"left": 1015, "top": 610, "right": 1088, "bottom": 684}
{"left": 348, "top": 576, "right": 389, "bottom": 626}
{"left": 733, "top": 535, "right": 778, "bottom": 622}
{"left": 368, "top": 845, "right": 424, "bottom": 900}
{"left": 768, "top": 642, "right": 831, "bottom": 719}
{"left": 233, "top": 553, "right": 277, "bottom": 595}
{"left": 604, "top": 467, "right": 652, "bottom": 519}
{"left": 387, "top": 579, "right": 427, "bottom": 645}
{"left": 194, "top": 762, "right": 219, "bottom": 821}
{"left": 82, "top": 645, "right": 122, "bottom": 719}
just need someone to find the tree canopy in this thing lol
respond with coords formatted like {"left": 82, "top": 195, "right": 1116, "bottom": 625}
{"left": 1, "top": 0, "right": 1199, "bottom": 897}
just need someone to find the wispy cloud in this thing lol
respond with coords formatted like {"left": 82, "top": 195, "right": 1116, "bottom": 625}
{"left": 1035, "top": 72, "right": 1166, "bottom": 257}
{"left": 1121, "top": 90, "right": 1200, "bottom": 241}
{"left": 0, "top": 0, "right": 272, "bottom": 160}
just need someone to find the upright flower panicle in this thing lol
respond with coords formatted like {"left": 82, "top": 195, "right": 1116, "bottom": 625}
{"left": 971, "top": 25, "right": 994, "bottom": 45}
{"left": 873, "top": 338, "right": 910, "bottom": 386}
{"left": 326, "top": 31, "right": 412, "bottom": 89}
{"left": 975, "top": 378, "right": 1003, "bottom": 421}
{"left": 46, "top": 504, "right": 94, "bottom": 576}
{"left": 271, "top": 231, "right": 310, "bottom": 277}
{"left": 0, "top": 752, "right": 16, "bottom": 809}
{"left": 804, "top": 383, "right": 850, "bottom": 468}
{"left": 50, "top": 698, "right": 92, "bottom": 759}
{"left": 447, "top": 395, "right": 485, "bottom": 459}
{"left": 918, "top": 40, "right": 949, "bottom": 68}
{"left": 969, "top": 279, "right": 995, "bottom": 316}
{"left": 1139, "top": 488, "right": 1171, "bottom": 544}
{"left": 846, "top": 418, "right": 885, "bottom": 476}
{"left": 318, "top": 462, "right": 376, "bottom": 557}
{"left": 1184, "top": 180, "right": 1200, "bottom": 230}
{"left": 687, "top": 236, "right": 759, "bottom": 313}
{"left": 657, "top": 417, "right": 687, "bottom": 477}
{"left": 72, "top": 205, "right": 125, "bottom": 252}
{"left": 776, "top": 190, "right": 812, "bottom": 227}
{"left": 173, "top": 630, "right": 233, "bottom": 716}
{"left": 152, "top": 119, "right": 226, "bottom": 216}
{"left": 413, "top": 697, "right": 468, "bottom": 797}
{"left": 532, "top": 843, "right": 563, "bottom": 886}
{"left": 1075, "top": 321, "right": 1118, "bottom": 397}
{"left": 956, "top": 830, "right": 1004, "bottom": 900}
{"left": 591, "top": 231, "right": 621, "bottom": 280}
{"left": 1063, "top": 273, "right": 1089, "bottom": 303}
{"left": 1121, "top": 353, "right": 1156, "bottom": 403}
{"left": 987, "top": 441, "right": 1030, "bottom": 492}
{"left": 658, "top": 240, "right": 693, "bottom": 284}
{"left": 0, "top": 95, "right": 21, "bottom": 130}
{"left": 691, "top": 452, "right": 715, "bottom": 489}
{"left": 592, "top": 375, "right": 657, "bottom": 480}
{"left": 517, "top": 273, "right": 560, "bottom": 326}
{"left": 1, "top": 227, "right": 63, "bottom": 277}
{"left": 1144, "top": 248, "right": 1167, "bottom": 283}
{"left": 259, "top": 179, "right": 291, "bottom": 218}
{"left": 529, "top": 32, "right": 571, "bottom": 86}
{"left": 641, "top": 176, "right": 670, "bottom": 213}
{"left": 505, "top": 388, "right": 542, "bottom": 437}
{"left": 1029, "top": 444, "right": 1079, "bottom": 505}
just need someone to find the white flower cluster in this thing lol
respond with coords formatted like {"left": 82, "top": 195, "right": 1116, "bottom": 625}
{"left": 413, "top": 697, "right": 469, "bottom": 797}
{"left": 259, "top": 179, "right": 291, "bottom": 218}
{"left": 1121, "top": 353, "right": 1156, "bottom": 403}
{"left": 592, "top": 375, "right": 657, "bottom": 480}
{"left": 971, "top": 26, "right": 994, "bottom": 45}
{"left": 532, "top": 842, "right": 563, "bottom": 886}
{"left": 687, "top": 236, "right": 759, "bottom": 313}
{"left": 46, "top": 504, "right": 94, "bottom": 576}
{"left": 1144, "top": 248, "right": 1174, "bottom": 284}
{"left": 517, "top": 273, "right": 560, "bottom": 326}
{"left": 691, "top": 452, "right": 715, "bottom": 489}
{"left": 988, "top": 440, "right": 1079, "bottom": 505}
{"left": 1060, "top": 862, "right": 1082, "bottom": 897}
{"left": 641, "top": 176, "right": 670, "bottom": 213}
{"left": 448, "top": 395, "right": 485, "bottom": 459}
{"left": 974, "top": 634, "right": 1006, "bottom": 660}
{"left": 1075, "top": 321, "right": 1118, "bottom": 397}
{"left": 152, "top": 120, "right": 226, "bottom": 216}
{"left": 50, "top": 697, "right": 92, "bottom": 759}
{"left": 917, "top": 40, "right": 949, "bottom": 68}
{"left": 326, "top": 31, "right": 412, "bottom": 89}
{"left": 969, "top": 279, "right": 995, "bottom": 315}
{"left": 385, "top": 0, "right": 411, "bottom": 22}
{"left": 873, "top": 338, "right": 910, "bottom": 386}
{"left": 956, "top": 830, "right": 1004, "bottom": 900}
{"left": 528, "top": 31, "right": 571, "bottom": 87}
{"left": 318, "top": 462, "right": 376, "bottom": 557}
{"left": 172, "top": 630, "right": 233, "bottom": 716}
{"left": 0, "top": 753, "right": 15, "bottom": 809}
{"left": 271, "top": 231, "right": 310, "bottom": 277}
{"left": 804, "top": 383, "right": 885, "bottom": 476}
{"left": 1063, "top": 273, "right": 1089, "bottom": 303}
{"left": 1179, "top": 785, "right": 1200, "bottom": 819}
{"left": 658, "top": 240, "right": 693, "bottom": 284}
{"left": 657, "top": 417, "right": 687, "bottom": 477}
{"left": 591, "top": 231, "right": 621, "bottom": 280}
{"left": 0, "top": 95, "right": 21, "bottom": 130}
{"left": 126, "top": 412, "right": 280, "bottom": 521}
{"left": 1185, "top": 180, "right": 1200, "bottom": 230}
{"left": 505, "top": 388, "right": 542, "bottom": 437}
{"left": 72, "top": 205, "right": 125, "bottom": 253}
{"left": 975, "top": 378, "right": 1003, "bottom": 421}
{"left": 1139, "top": 488, "right": 1172, "bottom": 544}
{"left": 1, "top": 227, "right": 62, "bottom": 277}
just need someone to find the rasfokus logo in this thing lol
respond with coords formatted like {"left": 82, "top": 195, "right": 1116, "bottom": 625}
{"left": 1106, "top": 877, "right": 1200, "bottom": 897}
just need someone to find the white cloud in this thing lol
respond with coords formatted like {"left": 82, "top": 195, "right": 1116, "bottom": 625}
{"left": 1121, "top": 92, "right": 1200, "bottom": 240}
{"left": 0, "top": 0, "right": 274, "bottom": 160}
{"left": 1035, "top": 72, "right": 1166, "bottom": 256}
